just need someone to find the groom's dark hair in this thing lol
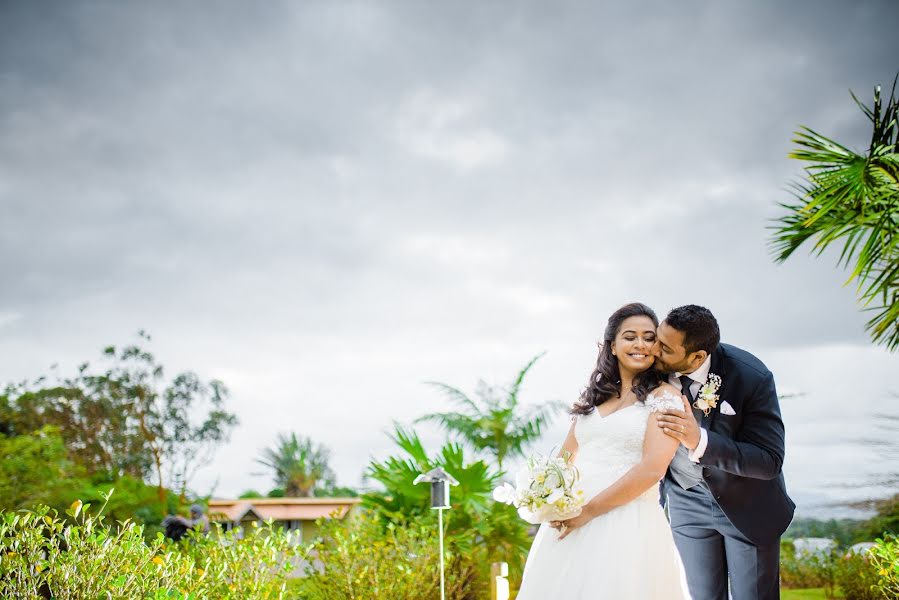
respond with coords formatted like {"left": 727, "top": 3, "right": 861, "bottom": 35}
{"left": 665, "top": 305, "right": 720, "bottom": 355}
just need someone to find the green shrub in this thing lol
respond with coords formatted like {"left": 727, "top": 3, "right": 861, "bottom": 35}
{"left": 858, "top": 495, "right": 899, "bottom": 542}
{"left": 0, "top": 496, "right": 306, "bottom": 599}
{"left": 780, "top": 538, "right": 895, "bottom": 599}
{"left": 363, "top": 426, "right": 532, "bottom": 592}
{"left": 72, "top": 474, "right": 183, "bottom": 539}
{"left": 833, "top": 551, "right": 881, "bottom": 600}
{"left": 294, "top": 511, "right": 477, "bottom": 600}
{"left": 780, "top": 540, "right": 836, "bottom": 592}
{"left": 785, "top": 518, "right": 866, "bottom": 547}
{"left": 0, "top": 427, "right": 86, "bottom": 510}
{"left": 870, "top": 535, "right": 899, "bottom": 598}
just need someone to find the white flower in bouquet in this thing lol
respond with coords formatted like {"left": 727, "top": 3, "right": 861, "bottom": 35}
{"left": 492, "top": 451, "right": 585, "bottom": 524}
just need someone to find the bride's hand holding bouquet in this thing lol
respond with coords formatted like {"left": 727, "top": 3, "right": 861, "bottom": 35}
{"left": 492, "top": 451, "right": 585, "bottom": 526}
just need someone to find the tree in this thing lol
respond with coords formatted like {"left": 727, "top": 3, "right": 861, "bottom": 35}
{"left": 0, "top": 333, "right": 239, "bottom": 500}
{"left": 1, "top": 380, "right": 151, "bottom": 479}
{"left": 770, "top": 76, "right": 899, "bottom": 351}
{"left": 0, "top": 427, "right": 84, "bottom": 509}
{"left": 154, "top": 372, "right": 238, "bottom": 497}
{"left": 66, "top": 335, "right": 238, "bottom": 501}
{"left": 256, "top": 432, "right": 336, "bottom": 497}
{"left": 363, "top": 425, "right": 498, "bottom": 522}
{"left": 416, "top": 354, "right": 563, "bottom": 472}
{"left": 363, "top": 424, "right": 532, "bottom": 590}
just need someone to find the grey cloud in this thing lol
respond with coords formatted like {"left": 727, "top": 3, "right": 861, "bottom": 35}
{"left": 2, "top": 0, "right": 897, "bottom": 508}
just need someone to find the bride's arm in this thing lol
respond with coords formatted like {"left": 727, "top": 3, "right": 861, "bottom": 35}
{"left": 557, "top": 418, "right": 578, "bottom": 464}
{"left": 580, "top": 414, "right": 678, "bottom": 519}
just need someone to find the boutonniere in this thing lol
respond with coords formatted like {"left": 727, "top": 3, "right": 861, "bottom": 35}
{"left": 693, "top": 373, "right": 722, "bottom": 417}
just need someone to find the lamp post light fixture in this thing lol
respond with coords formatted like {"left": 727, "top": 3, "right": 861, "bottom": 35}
{"left": 414, "top": 467, "right": 459, "bottom": 600}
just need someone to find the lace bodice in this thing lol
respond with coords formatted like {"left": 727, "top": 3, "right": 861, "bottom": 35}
{"left": 572, "top": 389, "right": 682, "bottom": 498}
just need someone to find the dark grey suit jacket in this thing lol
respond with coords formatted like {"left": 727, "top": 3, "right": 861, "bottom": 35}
{"left": 667, "top": 342, "right": 795, "bottom": 545}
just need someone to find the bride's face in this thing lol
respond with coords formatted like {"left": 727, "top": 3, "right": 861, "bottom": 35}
{"left": 610, "top": 315, "right": 657, "bottom": 373}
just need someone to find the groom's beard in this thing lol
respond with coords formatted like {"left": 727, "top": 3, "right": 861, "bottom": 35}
{"left": 646, "top": 358, "right": 673, "bottom": 377}
{"left": 652, "top": 359, "right": 676, "bottom": 374}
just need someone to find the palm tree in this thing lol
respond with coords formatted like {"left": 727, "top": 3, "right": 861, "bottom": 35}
{"left": 415, "top": 354, "right": 563, "bottom": 472}
{"left": 256, "top": 432, "right": 335, "bottom": 497}
{"left": 362, "top": 424, "right": 533, "bottom": 579}
{"left": 770, "top": 75, "right": 899, "bottom": 351}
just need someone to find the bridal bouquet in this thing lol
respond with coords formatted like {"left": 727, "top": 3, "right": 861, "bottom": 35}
{"left": 492, "top": 452, "right": 584, "bottom": 524}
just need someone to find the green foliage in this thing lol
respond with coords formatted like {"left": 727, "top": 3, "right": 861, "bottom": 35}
{"left": 256, "top": 432, "right": 336, "bottom": 497}
{"left": 780, "top": 589, "right": 831, "bottom": 600}
{"left": 363, "top": 424, "right": 532, "bottom": 591}
{"left": 0, "top": 427, "right": 84, "bottom": 510}
{"left": 364, "top": 425, "right": 497, "bottom": 521}
{"left": 786, "top": 518, "right": 867, "bottom": 547}
{"left": 780, "top": 540, "right": 836, "bottom": 592}
{"left": 0, "top": 426, "right": 186, "bottom": 538}
{"left": 770, "top": 76, "right": 899, "bottom": 351}
{"left": 416, "top": 354, "right": 562, "bottom": 471}
{"left": 170, "top": 523, "right": 305, "bottom": 598}
{"left": 313, "top": 485, "right": 359, "bottom": 498}
{"left": 72, "top": 475, "right": 182, "bottom": 539}
{"left": 786, "top": 493, "right": 899, "bottom": 550}
{"left": 870, "top": 534, "right": 899, "bottom": 597}
{"left": 0, "top": 383, "right": 150, "bottom": 479}
{"left": 0, "top": 496, "right": 306, "bottom": 599}
{"left": 0, "top": 333, "right": 238, "bottom": 498}
{"left": 294, "top": 512, "right": 476, "bottom": 600}
{"left": 239, "top": 489, "right": 265, "bottom": 499}
{"left": 833, "top": 551, "right": 882, "bottom": 600}
{"left": 780, "top": 539, "right": 890, "bottom": 599}
{"left": 857, "top": 493, "right": 899, "bottom": 541}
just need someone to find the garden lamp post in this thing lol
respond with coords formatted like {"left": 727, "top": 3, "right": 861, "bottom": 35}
{"left": 414, "top": 467, "right": 459, "bottom": 600}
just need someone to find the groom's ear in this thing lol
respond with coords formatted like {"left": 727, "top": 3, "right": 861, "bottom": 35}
{"left": 688, "top": 349, "right": 708, "bottom": 370}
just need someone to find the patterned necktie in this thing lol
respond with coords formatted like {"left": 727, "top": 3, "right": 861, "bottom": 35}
{"left": 679, "top": 374, "right": 704, "bottom": 422}
{"left": 679, "top": 374, "right": 695, "bottom": 404}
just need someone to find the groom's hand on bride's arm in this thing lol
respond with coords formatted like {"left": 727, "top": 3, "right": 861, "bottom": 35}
{"left": 656, "top": 395, "right": 700, "bottom": 450}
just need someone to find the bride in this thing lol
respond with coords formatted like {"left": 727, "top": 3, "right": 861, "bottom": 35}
{"left": 516, "top": 303, "right": 690, "bottom": 599}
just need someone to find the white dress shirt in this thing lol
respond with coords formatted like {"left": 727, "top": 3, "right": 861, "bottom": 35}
{"left": 668, "top": 354, "right": 711, "bottom": 463}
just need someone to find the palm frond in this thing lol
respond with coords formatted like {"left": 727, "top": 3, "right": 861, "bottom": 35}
{"left": 419, "top": 356, "right": 560, "bottom": 472}
{"left": 388, "top": 424, "right": 431, "bottom": 469}
{"left": 770, "top": 74, "right": 899, "bottom": 351}
{"left": 506, "top": 352, "right": 545, "bottom": 407}
{"left": 422, "top": 381, "right": 483, "bottom": 415}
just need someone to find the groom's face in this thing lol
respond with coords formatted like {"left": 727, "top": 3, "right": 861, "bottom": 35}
{"left": 653, "top": 321, "right": 707, "bottom": 374}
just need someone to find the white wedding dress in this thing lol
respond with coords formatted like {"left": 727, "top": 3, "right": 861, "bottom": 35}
{"left": 516, "top": 391, "right": 691, "bottom": 599}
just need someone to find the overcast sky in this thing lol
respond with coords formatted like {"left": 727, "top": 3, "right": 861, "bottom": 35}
{"left": 2, "top": 1, "right": 897, "bottom": 518}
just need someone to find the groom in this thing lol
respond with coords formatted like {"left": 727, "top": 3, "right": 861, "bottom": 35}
{"left": 652, "top": 305, "right": 794, "bottom": 600}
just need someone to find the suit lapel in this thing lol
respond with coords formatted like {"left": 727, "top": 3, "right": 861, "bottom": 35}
{"left": 704, "top": 345, "right": 728, "bottom": 431}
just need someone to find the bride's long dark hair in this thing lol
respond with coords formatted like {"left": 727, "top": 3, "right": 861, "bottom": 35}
{"left": 571, "top": 302, "right": 665, "bottom": 416}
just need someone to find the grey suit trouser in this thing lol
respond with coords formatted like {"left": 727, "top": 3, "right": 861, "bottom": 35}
{"left": 667, "top": 481, "right": 780, "bottom": 600}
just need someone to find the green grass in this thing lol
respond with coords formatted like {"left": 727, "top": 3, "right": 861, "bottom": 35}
{"left": 781, "top": 588, "right": 844, "bottom": 600}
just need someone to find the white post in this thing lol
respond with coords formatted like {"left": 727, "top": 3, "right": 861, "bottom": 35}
{"left": 490, "top": 562, "right": 509, "bottom": 600}
{"left": 438, "top": 507, "right": 446, "bottom": 600}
